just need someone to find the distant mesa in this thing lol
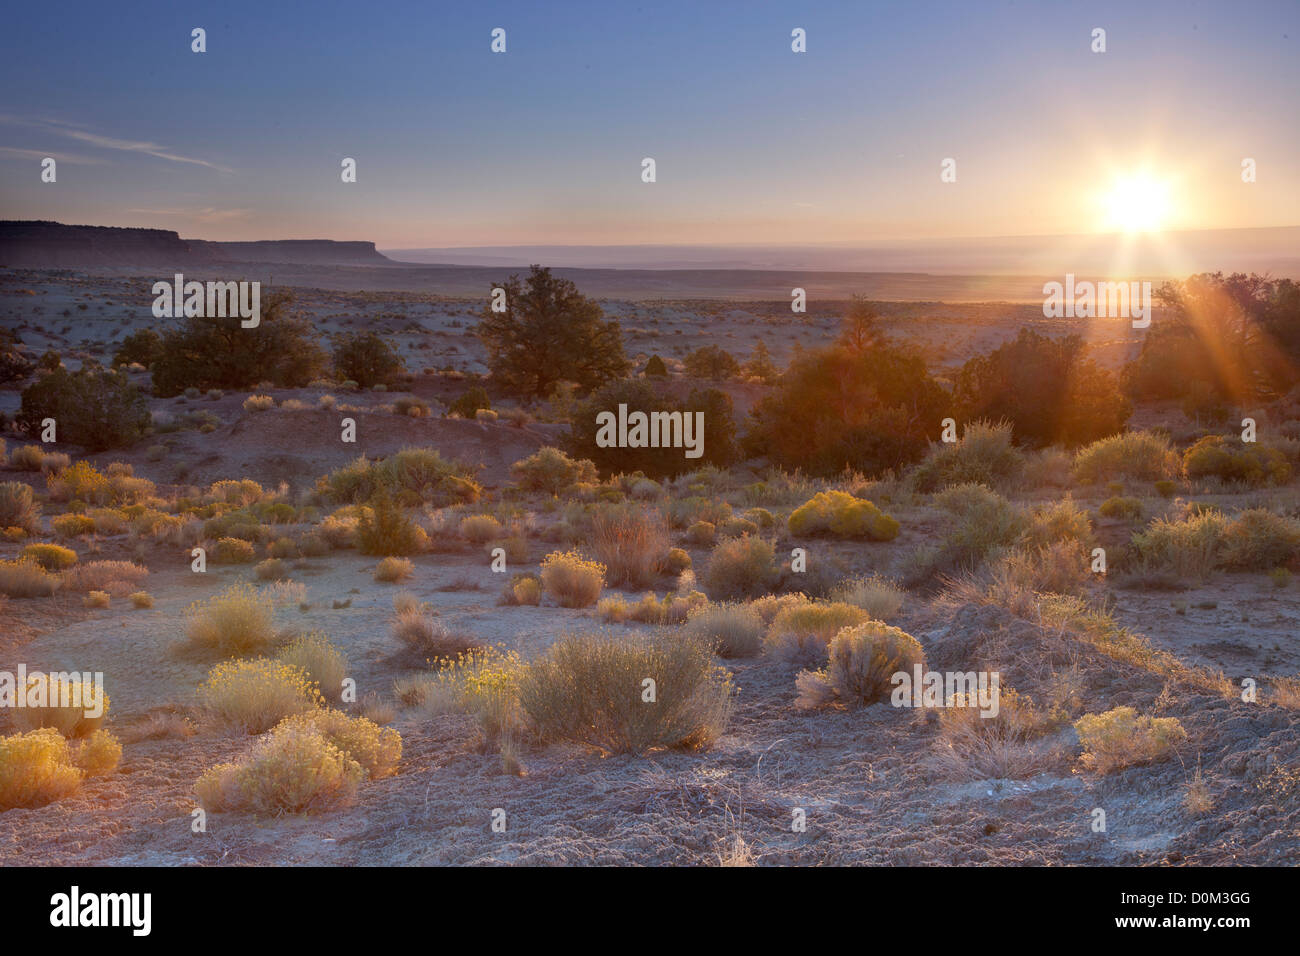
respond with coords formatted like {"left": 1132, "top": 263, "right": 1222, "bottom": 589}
{"left": 186, "top": 238, "right": 393, "bottom": 266}
{"left": 0, "top": 220, "right": 394, "bottom": 268}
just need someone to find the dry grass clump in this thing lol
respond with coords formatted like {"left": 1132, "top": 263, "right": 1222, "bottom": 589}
{"left": 11, "top": 673, "right": 109, "bottom": 737}
{"left": 356, "top": 496, "right": 427, "bottom": 556}
{"left": 390, "top": 599, "right": 482, "bottom": 660}
{"left": 598, "top": 589, "right": 708, "bottom": 626}
{"left": 253, "top": 557, "right": 289, "bottom": 581}
{"left": 125, "top": 710, "right": 197, "bottom": 742}
{"left": 195, "top": 721, "right": 362, "bottom": 814}
{"left": 134, "top": 511, "right": 199, "bottom": 547}
{"left": 242, "top": 394, "right": 276, "bottom": 412}
{"left": 318, "top": 512, "right": 359, "bottom": 548}
{"left": 296, "top": 531, "right": 332, "bottom": 556}
{"left": 1022, "top": 498, "right": 1092, "bottom": 549}
{"left": 393, "top": 396, "right": 431, "bottom": 417}
{"left": 795, "top": 621, "right": 924, "bottom": 709}
{"left": 357, "top": 693, "right": 397, "bottom": 726}
{"left": 930, "top": 687, "right": 1061, "bottom": 780}
{"left": 0, "top": 481, "right": 41, "bottom": 534}
{"left": 374, "top": 556, "right": 414, "bottom": 582}
{"left": 519, "top": 632, "right": 733, "bottom": 755}
{"left": 1021, "top": 447, "right": 1073, "bottom": 489}
{"left": 787, "top": 490, "right": 900, "bottom": 540}
{"left": 589, "top": 506, "right": 670, "bottom": 587}
{"left": 7, "top": 444, "right": 59, "bottom": 472}
{"left": 52, "top": 513, "right": 95, "bottom": 537}
{"left": 495, "top": 535, "right": 529, "bottom": 564}
{"left": 682, "top": 521, "right": 714, "bottom": 548}
{"left": 539, "top": 549, "right": 606, "bottom": 607}
{"left": 74, "top": 729, "right": 122, "bottom": 777}
{"left": 718, "top": 516, "right": 759, "bottom": 538}
{"left": 1271, "top": 676, "right": 1300, "bottom": 709}
{"left": 748, "top": 591, "right": 810, "bottom": 624}
{"left": 700, "top": 534, "right": 778, "bottom": 600}
{"left": 196, "top": 658, "right": 323, "bottom": 734}
{"left": 264, "top": 579, "right": 307, "bottom": 608}
{"left": 1185, "top": 766, "right": 1214, "bottom": 815}
{"left": 830, "top": 574, "right": 904, "bottom": 620}
{"left": 182, "top": 582, "right": 277, "bottom": 655}
{"left": 1127, "top": 507, "right": 1300, "bottom": 581}
{"left": 274, "top": 709, "right": 401, "bottom": 779}
{"left": 19, "top": 541, "right": 77, "bottom": 572}
{"left": 1221, "top": 508, "right": 1300, "bottom": 570}
{"left": 910, "top": 420, "right": 1024, "bottom": 492}
{"left": 499, "top": 572, "right": 541, "bottom": 606}
{"left": 416, "top": 647, "right": 527, "bottom": 745}
{"left": 1073, "top": 430, "right": 1180, "bottom": 484}
{"left": 716, "top": 834, "right": 756, "bottom": 867}
{"left": 62, "top": 559, "right": 148, "bottom": 592}
{"left": 1183, "top": 435, "right": 1290, "bottom": 486}
{"left": 765, "top": 601, "right": 871, "bottom": 666}
{"left": 317, "top": 447, "right": 481, "bottom": 508}
{"left": 990, "top": 541, "right": 1091, "bottom": 598}
{"left": 0, "top": 558, "right": 61, "bottom": 597}
{"left": 129, "top": 590, "right": 154, "bottom": 609}
{"left": 906, "top": 483, "right": 1025, "bottom": 583}
{"left": 206, "top": 479, "right": 266, "bottom": 506}
{"left": 1128, "top": 510, "right": 1227, "bottom": 581}
{"left": 267, "top": 536, "right": 299, "bottom": 559}
{"left": 212, "top": 536, "right": 257, "bottom": 564}
{"left": 937, "top": 482, "right": 1025, "bottom": 542}
{"left": 1099, "top": 496, "right": 1143, "bottom": 521}
{"left": 681, "top": 602, "right": 765, "bottom": 658}
{"left": 1073, "top": 706, "right": 1187, "bottom": 773}
{"left": 83, "top": 590, "right": 111, "bottom": 608}
{"left": 47, "top": 461, "right": 153, "bottom": 505}
{"left": 511, "top": 446, "right": 598, "bottom": 494}
{"left": 0, "top": 729, "right": 83, "bottom": 810}
{"left": 87, "top": 507, "right": 128, "bottom": 535}
{"left": 459, "top": 514, "right": 502, "bottom": 543}
{"left": 277, "top": 632, "right": 349, "bottom": 704}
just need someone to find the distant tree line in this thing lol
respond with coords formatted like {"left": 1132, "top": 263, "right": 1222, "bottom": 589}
{"left": 4, "top": 269, "right": 1296, "bottom": 470}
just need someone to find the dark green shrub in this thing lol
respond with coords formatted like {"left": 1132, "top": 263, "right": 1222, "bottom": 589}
{"left": 448, "top": 386, "right": 491, "bottom": 419}
{"left": 112, "top": 328, "right": 163, "bottom": 369}
{"left": 151, "top": 291, "right": 326, "bottom": 397}
{"left": 332, "top": 331, "right": 404, "bottom": 388}
{"left": 17, "top": 366, "right": 150, "bottom": 451}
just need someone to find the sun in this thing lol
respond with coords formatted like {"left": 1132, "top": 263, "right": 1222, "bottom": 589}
{"left": 1103, "top": 173, "right": 1170, "bottom": 233}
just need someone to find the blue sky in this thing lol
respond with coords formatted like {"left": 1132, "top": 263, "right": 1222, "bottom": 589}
{"left": 1, "top": 0, "right": 1297, "bottom": 246}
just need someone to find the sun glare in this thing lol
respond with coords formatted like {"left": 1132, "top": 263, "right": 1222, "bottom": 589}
{"left": 1104, "top": 174, "right": 1171, "bottom": 233}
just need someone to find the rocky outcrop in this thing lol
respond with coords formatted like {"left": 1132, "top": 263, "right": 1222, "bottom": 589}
{"left": 0, "top": 221, "right": 395, "bottom": 268}
{"left": 0, "top": 221, "right": 195, "bottom": 267}
{"left": 185, "top": 239, "right": 391, "bottom": 265}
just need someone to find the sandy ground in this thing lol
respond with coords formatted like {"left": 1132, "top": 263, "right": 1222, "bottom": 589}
{"left": 2, "top": 569, "right": 1297, "bottom": 866}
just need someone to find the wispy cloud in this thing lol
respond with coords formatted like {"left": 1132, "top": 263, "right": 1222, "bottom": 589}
{"left": 0, "top": 115, "right": 232, "bottom": 173}
{"left": 0, "top": 146, "right": 105, "bottom": 165}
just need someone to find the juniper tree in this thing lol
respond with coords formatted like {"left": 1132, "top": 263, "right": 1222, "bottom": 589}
{"left": 743, "top": 339, "right": 779, "bottom": 383}
{"left": 332, "top": 331, "right": 404, "bottom": 388}
{"left": 477, "top": 265, "right": 629, "bottom": 399}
